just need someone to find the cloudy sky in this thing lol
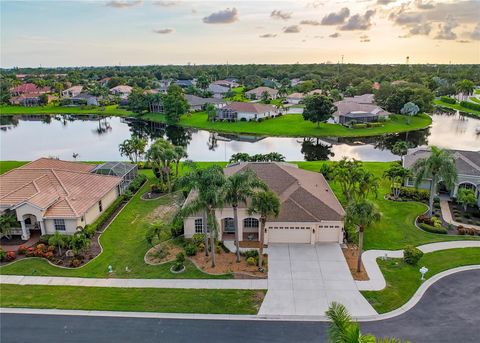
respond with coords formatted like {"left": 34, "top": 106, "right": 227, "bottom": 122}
{"left": 1, "top": 0, "right": 479, "bottom": 67}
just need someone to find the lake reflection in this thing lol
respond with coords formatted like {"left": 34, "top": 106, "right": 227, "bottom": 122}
{"left": 0, "top": 112, "right": 478, "bottom": 162}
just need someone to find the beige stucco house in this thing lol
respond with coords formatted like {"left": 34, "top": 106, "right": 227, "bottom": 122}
{"left": 183, "top": 162, "right": 345, "bottom": 246}
{"left": 0, "top": 158, "right": 123, "bottom": 240}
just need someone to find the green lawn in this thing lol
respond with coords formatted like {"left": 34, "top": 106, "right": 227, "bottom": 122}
{"left": 0, "top": 284, "right": 264, "bottom": 314}
{"left": 469, "top": 97, "right": 480, "bottom": 104}
{"left": 141, "top": 112, "right": 432, "bottom": 138}
{"left": 434, "top": 99, "right": 480, "bottom": 117}
{"left": 0, "top": 105, "right": 133, "bottom": 116}
{"left": 0, "top": 161, "right": 28, "bottom": 174}
{"left": 362, "top": 248, "right": 480, "bottom": 313}
{"left": 224, "top": 86, "right": 248, "bottom": 102}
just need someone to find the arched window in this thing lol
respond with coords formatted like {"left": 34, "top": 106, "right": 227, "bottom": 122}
{"left": 243, "top": 218, "right": 259, "bottom": 229}
{"left": 194, "top": 218, "right": 203, "bottom": 233}
{"left": 223, "top": 218, "right": 235, "bottom": 232}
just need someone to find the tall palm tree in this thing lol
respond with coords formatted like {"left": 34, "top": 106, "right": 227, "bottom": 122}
{"left": 411, "top": 146, "right": 457, "bottom": 217}
{"left": 146, "top": 139, "right": 176, "bottom": 192}
{"left": 224, "top": 169, "right": 267, "bottom": 262}
{"left": 248, "top": 190, "right": 280, "bottom": 269}
{"left": 346, "top": 200, "right": 381, "bottom": 272}
{"left": 173, "top": 145, "right": 187, "bottom": 177}
{"left": 383, "top": 165, "right": 410, "bottom": 199}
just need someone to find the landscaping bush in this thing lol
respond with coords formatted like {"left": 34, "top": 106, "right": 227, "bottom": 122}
{"left": 170, "top": 219, "right": 184, "bottom": 238}
{"left": 70, "top": 259, "right": 81, "bottom": 267}
{"left": 460, "top": 100, "right": 480, "bottom": 111}
{"left": 6, "top": 251, "right": 16, "bottom": 262}
{"left": 128, "top": 174, "right": 147, "bottom": 193}
{"left": 440, "top": 96, "right": 456, "bottom": 104}
{"left": 246, "top": 257, "right": 256, "bottom": 266}
{"left": 84, "top": 194, "right": 126, "bottom": 238}
{"left": 191, "top": 233, "right": 206, "bottom": 247}
{"left": 418, "top": 223, "right": 447, "bottom": 234}
{"left": 366, "top": 122, "right": 383, "bottom": 127}
{"left": 184, "top": 244, "right": 197, "bottom": 256}
{"left": 25, "top": 247, "right": 34, "bottom": 257}
{"left": 457, "top": 226, "right": 477, "bottom": 236}
{"left": 0, "top": 248, "right": 6, "bottom": 261}
{"left": 243, "top": 250, "right": 259, "bottom": 260}
{"left": 403, "top": 245, "right": 423, "bottom": 265}
{"left": 17, "top": 245, "right": 27, "bottom": 255}
{"left": 240, "top": 117, "right": 247, "bottom": 121}
{"left": 176, "top": 252, "right": 185, "bottom": 264}
{"left": 398, "top": 187, "right": 430, "bottom": 202}
{"left": 352, "top": 123, "right": 367, "bottom": 129}
{"left": 38, "top": 235, "right": 52, "bottom": 245}
{"left": 257, "top": 118, "right": 264, "bottom": 122}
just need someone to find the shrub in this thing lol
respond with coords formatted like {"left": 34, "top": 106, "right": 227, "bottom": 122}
{"left": 240, "top": 117, "right": 247, "bottom": 121}
{"left": 460, "top": 100, "right": 480, "bottom": 111}
{"left": 440, "top": 96, "right": 456, "bottom": 104}
{"left": 0, "top": 249, "right": 7, "bottom": 261}
{"left": 44, "top": 251, "right": 54, "bottom": 260}
{"left": 172, "top": 262, "right": 184, "bottom": 272}
{"left": 257, "top": 118, "right": 264, "bottom": 122}
{"left": 170, "top": 219, "right": 184, "bottom": 238}
{"left": 38, "top": 235, "right": 52, "bottom": 244}
{"left": 6, "top": 251, "right": 16, "bottom": 261}
{"left": 418, "top": 222, "right": 447, "bottom": 234}
{"left": 36, "top": 243, "right": 47, "bottom": 252}
{"left": 191, "top": 233, "right": 206, "bottom": 247}
{"left": 123, "top": 190, "right": 133, "bottom": 200}
{"left": 246, "top": 257, "right": 256, "bottom": 266}
{"left": 352, "top": 123, "right": 367, "bottom": 129}
{"left": 70, "top": 259, "right": 81, "bottom": 267}
{"left": 398, "top": 187, "right": 430, "bottom": 202}
{"left": 84, "top": 194, "right": 126, "bottom": 238}
{"left": 366, "top": 122, "right": 383, "bottom": 127}
{"left": 457, "top": 226, "right": 476, "bottom": 235}
{"left": 184, "top": 244, "right": 197, "bottom": 256}
{"left": 243, "top": 250, "right": 259, "bottom": 260}
{"left": 175, "top": 252, "right": 185, "bottom": 264}
{"left": 17, "top": 245, "right": 27, "bottom": 255}
{"left": 47, "top": 245, "right": 56, "bottom": 253}
{"left": 198, "top": 243, "right": 205, "bottom": 252}
{"left": 128, "top": 174, "right": 147, "bottom": 193}
{"left": 403, "top": 246, "right": 423, "bottom": 265}
{"left": 25, "top": 247, "right": 34, "bottom": 257}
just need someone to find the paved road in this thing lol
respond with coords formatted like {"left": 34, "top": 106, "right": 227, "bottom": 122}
{"left": 2, "top": 270, "right": 479, "bottom": 343}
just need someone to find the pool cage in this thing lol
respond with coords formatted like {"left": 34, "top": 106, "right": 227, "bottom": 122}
{"left": 92, "top": 162, "right": 138, "bottom": 194}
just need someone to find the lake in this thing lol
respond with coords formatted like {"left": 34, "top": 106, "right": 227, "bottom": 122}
{"left": 0, "top": 112, "right": 478, "bottom": 162}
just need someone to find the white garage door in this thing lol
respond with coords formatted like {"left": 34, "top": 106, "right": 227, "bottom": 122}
{"left": 268, "top": 225, "right": 311, "bottom": 243}
{"left": 316, "top": 225, "right": 341, "bottom": 242}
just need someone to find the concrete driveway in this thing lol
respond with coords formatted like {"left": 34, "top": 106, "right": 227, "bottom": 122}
{"left": 259, "top": 243, "right": 376, "bottom": 317}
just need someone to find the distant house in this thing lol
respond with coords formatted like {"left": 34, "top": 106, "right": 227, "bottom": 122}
{"left": 286, "top": 92, "right": 305, "bottom": 104}
{"left": 98, "top": 77, "right": 111, "bottom": 87}
{"left": 186, "top": 95, "right": 226, "bottom": 111}
{"left": 245, "top": 86, "right": 278, "bottom": 100}
{"left": 307, "top": 89, "right": 323, "bottom": 96}
{"left": 175, "top": 80, "right": 196, "bottom": 88}
{"left": 70, "top": 93, "right": 99, "bottom": 106}
{"left": 403, "top": 148, "right": 480, "bottom": 207}
{"left": 215, "top": 102, "right": 277, "bottom": 121}
{"left": 10, "top": 83, "right": 50, "bottom": 96}
{"left": 62, "top": 86, "right": 83, "bottom": 98}
{"left": 110, "top": 85, "right": 133, "bottom": 99}
{"left": 212, "top": 80, "right": 239, "bottom": 88}
{"left": 333, "top": 94, "right": 388, "bottom": 125}
{"left": 262, "top": 78, "right": 280, "bottom": 89}
{"left": 290, "top": 78, "right": 302, "bottom": 87}
{"left": 9, "top": 94, "right": 41, "bottom": 107}
{"left": 343, "top": 93, "right": 375, "bottom": 104}
{"left": 208, "top": 84, "right": 230, "bottom": 99}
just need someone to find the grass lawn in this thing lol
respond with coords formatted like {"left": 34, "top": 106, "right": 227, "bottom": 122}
{"left": 0, "top": 161, "right": 28, "bottom": 174}
{"left": 434, "top": 99, "right": 480, "bottom": 118}
{"left": 224, "top": 86, "right": 248, "bottom": 102}
{"left": 141, "top": 112, "right": 432, "bottom": 138}
{"left": 0, "top": 105, "right": 133, "bottom": 116}
{"left": 470, "top": 97, "right": 480, "bottom": 104}
{"left": 0, "top": 284, "right": 264, "bottom": 314}
{"left": 362, "top": 248, "right": 480, "bottom": 313}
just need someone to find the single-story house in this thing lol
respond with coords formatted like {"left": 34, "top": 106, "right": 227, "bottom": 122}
{"left": 308, "top": 89, "right": 323, "bottom": 96}
{"left": 207, "top": 84, "right": 230, "bottom": 99}
{"left": 70, "top": 93, "right": 99, "bottom": 106}
{"left": 9, "top": 93, "right": 41, "bottom": 107}
{"left": 0, "top": 158, "right": 126, "bottom": 240}
{"left": 333, "top": 99, "right": 389, "bottom": 125}
{"left": 186, "top": 94, "right": 226, "bottom": 112}
{"left": 175, "top": 80, "right": 196, "bottom": 88}
{"left": 183, "top": 162, "right": 345, "bottom": 245}
{"left": 110, "top": 85, "right": 133, "bottom": 99}
{"left": 343, "top": 93, "right": 375, "bottom": 104}
{"left": 403, "top": 148, "right": 480, "bottom": 207}
{"left": 245, "top": 87, "right": 278, "bottom": 100}
{"left": 62, "top": 86, "right": 83, "bottom": 98}
{"left": 10, "top": 83, "right": 50, "bottom": 96}
{"left": 212, "top": 80, "right": 239, "bottom": 88}
{"left": 286, "top": 92, "right": 305, "bottom": 104}
{"left": 215, "top": 102, "right": 277, "bottom": 121}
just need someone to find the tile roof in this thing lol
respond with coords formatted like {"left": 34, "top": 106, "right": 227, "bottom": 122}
{"left": 186, "top": 94, "right": 225, "bottom": 107}
{"left": 245, "top": 87, "right": 278, "bottom": 97}
{"left": 0, "top": 158, "right": 122, "bottom": 218}
{"left": 287, "top": 92, "right": 305, "bottom": 99}
{"left": 224, "top": 102, "right": 276, "bottom": 114}
{"left": 333, "top": 99, "right": 389, "bottom": 118}
{"left": 110, "top": 85, "right": 133, "bottom": 93}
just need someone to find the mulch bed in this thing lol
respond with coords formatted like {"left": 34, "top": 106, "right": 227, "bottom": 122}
{"left": 145, "top": 241, "right": 183, "bottom": 265}
{"left": 342, "top": 245, "right": 369, "bottom": 281}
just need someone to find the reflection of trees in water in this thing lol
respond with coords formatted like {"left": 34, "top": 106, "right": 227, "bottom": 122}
{"left": 92, "top": 118, "right": 112, "bottom": 136}
{"left": 127, "top": 119, "right": 192, "bottom": 147}
{"left": 0, "top": 116, "right": 19, "bottom": 131}
{"left": 300, "top": 138, "right": 335, "bottom": 161}
{"left": 166, "top": 125, "right": 192, "bottom": 147}
{"left": 207, "top": 132, "right": 219, "bottom": 151}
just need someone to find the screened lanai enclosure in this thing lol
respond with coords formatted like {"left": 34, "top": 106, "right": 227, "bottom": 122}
{"left": 92, "top": 162, "right": 138, "bottom": 194}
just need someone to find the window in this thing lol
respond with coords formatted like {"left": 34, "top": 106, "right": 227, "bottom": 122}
{"left": 223, "top": 218, "right": 235, "bottom": 233}
{"left": 406, "top": 178, "right": 414, "bottom": 187}
{"left": 98, "top": 200, "right": 103, "bottom": 212}
{"left": 243, "top": 217, "right": 259, "bottom": 229}
{"left": 194, "top": 218, "right": 203, "bottom": 233}
{"left": 54, "top": 219, "right": 66, "bottom": 231}
{"left": 81, "top": 216, "right": 84, "bottom": 222}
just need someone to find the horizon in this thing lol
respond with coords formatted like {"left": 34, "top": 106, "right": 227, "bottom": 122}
{"left": 1, "top": 0, "right": 479, "bottom": 67}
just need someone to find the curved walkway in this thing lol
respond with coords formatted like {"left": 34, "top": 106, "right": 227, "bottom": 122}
{"left": 357, "top": 240, "right": 480, "bottom": 291}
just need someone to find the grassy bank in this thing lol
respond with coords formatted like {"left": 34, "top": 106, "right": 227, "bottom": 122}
{"left": 0, "top": 105, "right": 133, "bottom": 116}
{"left": 434, "top": 100, "right": 480, "bottom": 118}
{"left": 0, "top": 161, "right": 27, "bottom": 174}
{"left": 0, "top": 284, "right": 264, "bottom": 314}
{"left": 141, "top": 112, "right": 432, "bottom": 138}
{"left": 362, "top": 248, "right": 480, "bottom": 313}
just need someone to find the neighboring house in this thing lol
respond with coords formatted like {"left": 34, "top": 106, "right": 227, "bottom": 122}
{"left": 215, "top": 102, "right": 277, "bottom": 121}
{"left": 98, "top": 77, "right": 111, "bottom": 87}
{"left": 262, "top": 78, "right": 280, "bottom": 89}
{"left": 286, "top": 92, "right": 305, "bottom": 104}
{"left": 70, "top": 93, "right": 99, "bottom": 106}
{"left": 183, "top": 162, "right": 345, "bottom": 245}
{"left": 343, "top": 93, "right": 375, "bottom": 104}
{"left": 333, "top": 99, "right": 389, "bottom": 125}
{"left": 0, "top": 158, "right": 126, "bottom": 240}
{"left": 175, "top": 80, "right": 196, "bottom": 88}
{"left": 403, "top": 148, "right": 480, "bottom": 207}
{"left": 62, "top": 85, "right": 83, "bottom": 98}
{"left": 290, "top": 78, "right": 302, "bottom": 87}
{"left": 9, "top": 94, "right": 41, "bottom": 107}
{"left": 245, "top": 87, "right": 278, "bottom": 100}
{"left": 212, "top": 80, "right": 239, "bottom": 88}
{"left": 185, "top": 94, "right": 226, "bottom": 112}
{"left": 10, "top": 83, "right": 50, "bottom": 96}
{"left": 308, "top": 89, "right": 323, "bottom": 96}
{"left": 91, "top": 162, "right": 138, "bottom": 194}
{"left": 208, "top": 84, "right": 230, "bottom": 99}
{"left": 110, "top": 85, "right": 133, "bottom": 99}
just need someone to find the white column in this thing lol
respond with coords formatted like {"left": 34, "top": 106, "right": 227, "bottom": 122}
{"left": 39, "top": 220, "right": 46, "bottom": 236}
{"left": 20, "top": 220, "right": 30, "bottom": 240}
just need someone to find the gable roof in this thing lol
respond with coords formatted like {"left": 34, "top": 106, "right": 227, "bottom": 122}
{"left": 0, "top": 158, "right": 122, "bottom": 218}
{"left": 186, "top": 94, "right": 225, "bottom": 107}
{"left": 333, "top": 99, "right": 389, "bottom": 118}
{"left": 245, "top": 87, "right": 278, "bottom": 97}
{"left": 223, "top": 102, "right": 276, "bottom": 114}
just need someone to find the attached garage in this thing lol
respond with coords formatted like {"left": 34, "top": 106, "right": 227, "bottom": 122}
{"left": 316, "top": 224, "right": 342, "bottom": 243}
{"left": 267, "top": 225, "right": 312, "bottom": 244}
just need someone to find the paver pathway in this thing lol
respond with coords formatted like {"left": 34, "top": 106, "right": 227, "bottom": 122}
{"left": 258, "top": 243, "right": 377, "bottom": 317}
{"left": 440, "top": 199, "right": 480, "bottom": 231}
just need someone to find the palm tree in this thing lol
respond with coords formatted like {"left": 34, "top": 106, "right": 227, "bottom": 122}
{"left": 173, "top": 145, "right": 187, "bottom": 177}
{"left": 411, "top": 146, "right": 457, "bottom": 217}
{"left": 346, "top": 200, "right": 381, "bottom": 272}
{"left": 224, "top": 169, "right": 267, "bottom": 262}
{"left": 383, "top": 165, "right": 410, "bottom": 199}
{"left": 205, "top": 103, "right": 217, "bottom": 122}
{"left": 48, "top": 231, "right": 66, "bottom": 256}
{"left": 248, "top": 190, "right": 280, "bottom": 269}
{"left": 391, "top": 141, "right": 410, "bottom": 161}
{"left": 119, "top": 136, "right": 147, "bottom": 163}
{"left": 146, "top": 139, "right": 176, "bottom": 192}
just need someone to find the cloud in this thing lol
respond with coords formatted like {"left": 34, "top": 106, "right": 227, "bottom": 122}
{"left": 321, "top": 7, "right": 350, "bottom": 25}
{"left": 408, "top": 22, "right": 432, "bottom": 35}
{"left": 283, "top": 25, "right": 301, "bottom": 33}
{"left": 203, "top": 8, "right": 238, "bottom": 24}
{"left": 415, "top": 0, "right": 435, "bottom": 10}
{"left": 329, "top": 32, "right": 340, "bottom": 38}
{"left": 153, "top": 1, "right": 178, "bottom": 6}
{"left": 153, "top": 28, "right": 175, "bottom": 34}
{"left": 377, "top": 0, "right": 395, "bottom": 4}
{"left": 394, "top": 12, "right": 422, "bottom": 25}
{"left": 300, "top": 20, "right": 320, "bottom": 26}
{"left": 434, "top": 15, "right": 458, "bottom": 40}
{"left": 424, "top": 1, "right": 478, "bottom": 23}
{"left": 271, "top": 10, "right": 292, "bottom": 20}
{"left": 360, "top": 34, "right": 370, "bottom": 42}
{"left": 470, "top": 23, "right": 480, "bottom": 40}
{"left": 259, "top": 33, "right": 277, "bottom": 38}
{"left": 339, "top": 10, "right": 375, "bottom": 30}
{"left": 106, "top": 0, "right": 142, "bottom": 8}
{"left": 457, "top": 40, "right": 470, "bottom": 43}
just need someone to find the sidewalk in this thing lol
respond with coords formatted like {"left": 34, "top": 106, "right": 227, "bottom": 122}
{"left": 440, "top": 200, "right": 480, "bottom": 231}
{"left": 356, "top": 240, "right": 480, "bottom": 291}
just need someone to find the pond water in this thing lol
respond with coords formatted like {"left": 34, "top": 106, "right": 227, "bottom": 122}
{"left": 0, "top": 111, "right": 478, "bottom": 162}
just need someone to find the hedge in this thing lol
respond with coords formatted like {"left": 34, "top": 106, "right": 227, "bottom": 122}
{"left": 418, "top": 223, "right": 447, "bottom": 234}
{"left": 440, "top": 96, "right": 456, "bottom": 104}
{"left": 460, "top": 100, "right": 480, "bottom": 111}
{"left": 398, "top": 186, "right": 430, "bottom": 202}
{"left": 352, "top": 123, "right": 367, "bottom": 129}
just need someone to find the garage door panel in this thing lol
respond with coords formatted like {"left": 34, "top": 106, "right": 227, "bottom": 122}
{"left": 316, "top": 225, "right": 341, "bottom": 242}
{"left": 268, "top": 226, "right": 311, "bottom": 243}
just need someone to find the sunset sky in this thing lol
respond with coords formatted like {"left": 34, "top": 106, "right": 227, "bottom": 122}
{"left": 1, "top": 0, "right": 479, "bottom": 67}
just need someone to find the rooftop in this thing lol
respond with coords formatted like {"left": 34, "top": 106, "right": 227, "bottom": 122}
{"left": 223, "top": 102, "right": 276, "bottom": 114}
